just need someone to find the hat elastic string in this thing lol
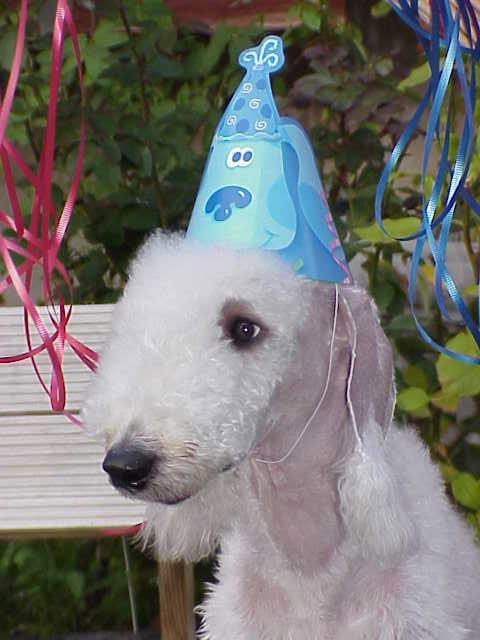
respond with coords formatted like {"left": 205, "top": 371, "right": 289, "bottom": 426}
{"left": 340, "top": 292, "right": 363, "bottom": 451}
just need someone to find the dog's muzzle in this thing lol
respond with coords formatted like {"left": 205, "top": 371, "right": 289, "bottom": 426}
{"left": 103, "top": 445, "right": 156, "bottom": 492}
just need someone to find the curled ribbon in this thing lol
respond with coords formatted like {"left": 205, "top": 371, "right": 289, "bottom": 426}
{"left": 0, "top": 4, "right": 144, "bottom": 538}
{"left": 0, "top": 0, "right": 97, "bottom": 418}
{"left": 377, "top": 0, "right": 480, "bottom": 363}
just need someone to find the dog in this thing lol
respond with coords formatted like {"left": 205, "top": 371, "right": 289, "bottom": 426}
{"left": 83, "top": 232, "right": 480, "bottom": 639}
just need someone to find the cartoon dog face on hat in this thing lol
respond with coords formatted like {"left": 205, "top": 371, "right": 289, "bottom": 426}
{"left": 188, "top": 135, "right": 295, "bottom": 251}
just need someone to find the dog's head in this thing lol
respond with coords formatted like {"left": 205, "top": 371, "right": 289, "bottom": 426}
{"left": 83, "top": 232, "right": 394, "bottom": 507}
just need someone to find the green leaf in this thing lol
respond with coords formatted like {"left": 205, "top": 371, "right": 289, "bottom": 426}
{"left": 141, "top": 147, "right": 152, "bottom": 176}
{"left": 375, "top": 58, "right": 394, "bottom": 77}
{"left": 451, "top": 472, "right": 480, "bottom": 511}
{"left": 0, "top": 30, "right": 22, "bottom": 71}
{"left": 397, "top": 387, "right": 430, "bottom": 412}
{"left": 122, "top": 205, "right": 159, "bottom": 230}
{"left": 372, "top": 280, "right": 395, "bottom": 312}
{"left": 5, "top": 120, "right": 28, "bottom": 145}
{"left": 78, "top": 251, "right": 109, "bottom": 287}
{"left": 371, "top": 0, "right": 392, "bottom": 17}
{"left": 403, "top": 365, "right": 428, "bottom": 390}
{"left": 151, "top": 99, "right": 176, "bottom": 121}
{"left": 13, "top": 545, "right": 35, "bottom": 570}
{"left": 149, "top": 54, "right": 184, "bottom": 80}
{"left": 83, "top": 44, "right": 111, "bottom": 83}
{"left": 436, "top": 332, "right": 480, "bottom": 397}
{"left": 287, "top": 4, "right": 301, "bottom": 18}
{"left": 189, "top": 24, "right": 231, "bottom": 76}
{"left": 440, "top": 463, "right": 458, "bottom": 483}
{"left": 301, "top": 5, "right": 322, "bottom": 31}
{"left": 398, "top": 61, "right": 431, "bottom": 91}
{"left": 294, "top": 70, "right": 337, "bottom": 98}
{"left": 66, "top": 570, "right": 85, "bottom": 599}
{"left": 411, "top": 405, "right": 431, "bottom": 419}
{"left": 86, "top": 161, "right": 121, "bottom": 199}
{"left": 314, "top": 84, "right": 363, "bottom": 111}
{"left": 138, "top": 0, "right": 173, "bottom": 20}
{"left": 386, "top": 314, "right": 417, "bottom": 334}
{"left": 430, "top": 389, "right": 460, "bottom": 413}
{"left": 463, "top": 284, "right": 478, "bottom": 297}
{"left": 92, "top": 19, "right": 129, "bottom": 50}
{"left": 354, "top": 217, "right": 420, "bottom": 244}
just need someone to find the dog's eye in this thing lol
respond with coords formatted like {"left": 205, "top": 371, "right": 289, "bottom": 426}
{"left": 230, "top": 318, "right": 261, "bottom": 346}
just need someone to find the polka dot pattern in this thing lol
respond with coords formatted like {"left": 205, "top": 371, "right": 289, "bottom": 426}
{"left": 219, "top": 35, "right": 284, "bottom": 138}
{"left": 261, "top": 104, "right": 272, "bottom": 118}
{"left": 236, "top": 118, "right": 249, "bottom": 133}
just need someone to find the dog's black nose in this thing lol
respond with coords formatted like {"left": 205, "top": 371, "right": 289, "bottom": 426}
{"left": 103, "top": 446, "right": 156, "bottom": 490}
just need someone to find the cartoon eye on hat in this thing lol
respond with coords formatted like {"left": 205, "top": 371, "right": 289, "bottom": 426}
{"left": 226, "top": 147, "right": 254, "bottom": 168}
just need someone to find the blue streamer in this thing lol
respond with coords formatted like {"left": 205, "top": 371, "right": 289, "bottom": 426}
{"left": 377, "top": 0, "right": 480, "bottom": 363}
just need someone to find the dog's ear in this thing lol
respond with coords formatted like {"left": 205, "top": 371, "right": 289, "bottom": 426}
{"left": 337, "top": 286, "right": 395, "bottom": 439}
{"left": 332, "top": 286, "right": 416, "bottom": 561}
{"left": 279, "top": 282, "right": 395, "bottom": 456}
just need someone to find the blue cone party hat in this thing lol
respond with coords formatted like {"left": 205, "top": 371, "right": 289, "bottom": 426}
{"left": 186, "top": 35, "right": 352, "bottom": 284}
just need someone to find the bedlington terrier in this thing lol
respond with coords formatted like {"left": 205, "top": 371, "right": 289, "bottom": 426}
{"left": 83, "top": 232, "right": 480, "bottom": 639}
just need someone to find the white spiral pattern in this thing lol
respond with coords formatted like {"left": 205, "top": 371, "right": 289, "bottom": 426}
{"left": 254, "top": 120, "right": 267, "bottom": 131}
{"left": 266, "top": 54, "right": 279, "bottom": 68}
{"left": 226, "top": 115, "right": 237, "bottom": 126}
{"left": 249, "top": 98, "right": 261, "bottom": 110}
{"left": 241, "top": 82, "right": 253, "bottom": 94}
{"left": 241, "top": 50, "right": 258, "bottom": 66}
{"left": 238, "top": 36, "right": 283, "bottom": 73}
{"left": 259, "top": 37, "right": 280, "bottom": 67}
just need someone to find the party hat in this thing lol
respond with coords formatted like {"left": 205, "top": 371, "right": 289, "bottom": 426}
{"left": 186, "top": 35, "right": 352, "bottom": 284}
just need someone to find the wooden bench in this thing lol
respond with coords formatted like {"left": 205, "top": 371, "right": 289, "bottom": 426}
{"left": 0, "top": 304, "right": 194, "bottom": 639}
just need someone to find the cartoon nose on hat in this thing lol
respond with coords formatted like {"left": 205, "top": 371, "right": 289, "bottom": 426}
{"left": 102, "top": 445, "right": 156, "bottom": 491}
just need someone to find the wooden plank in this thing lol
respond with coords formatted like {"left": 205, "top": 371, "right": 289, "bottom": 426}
{"left": 0, "top": 305, "right": 145, "bottom": 534}
{"left": 158, "top": 562, "right": 195, "bottom": 640}
{"left": 0, "top": 412, "right": 145, "bottom": 535}
{"left": 0, "top": 304, "right": 113, "bottom": 414}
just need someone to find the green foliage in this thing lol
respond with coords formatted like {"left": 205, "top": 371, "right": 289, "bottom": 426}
{"left": 436, "top": 333, "right": 480, "bottom": 399}
{"left": 354, "top": 217, "right": 421, "bottom": 243}
{"left": 0, "top": 0, "right": 479, "bottom": 635}
{"left": 0, "top": 538, "right": 158, "bottom": 636}
{"left": 397, "top": 60, "right": 432, "bottom": 90}
{"left": 397, "top": 387, "right": 430, "bottom": 414}
{"left": 451, "top": 471, "right": 480, "bottom": 511}
{"left": 370, "top": 1, "right": 392, "bottom": 18}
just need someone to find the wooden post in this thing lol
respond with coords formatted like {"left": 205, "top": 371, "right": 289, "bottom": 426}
{"left": 158, "top": 561, "right": 195, "bottom": 640}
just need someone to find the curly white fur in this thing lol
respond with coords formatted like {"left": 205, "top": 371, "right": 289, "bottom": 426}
{"left": 83, "top": 232, "right": 480, "bottom": 639}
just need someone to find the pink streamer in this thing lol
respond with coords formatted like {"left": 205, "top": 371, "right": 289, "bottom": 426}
{"left": 0, "top": 3, "right": 143, "bottom": 537}
{"left": 0, "top": 0, "right": 98, "bottom": 415}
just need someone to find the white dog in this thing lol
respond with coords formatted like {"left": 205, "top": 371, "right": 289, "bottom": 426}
{"left": 83, "top": 232, "right": 480, "bottom": 639}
